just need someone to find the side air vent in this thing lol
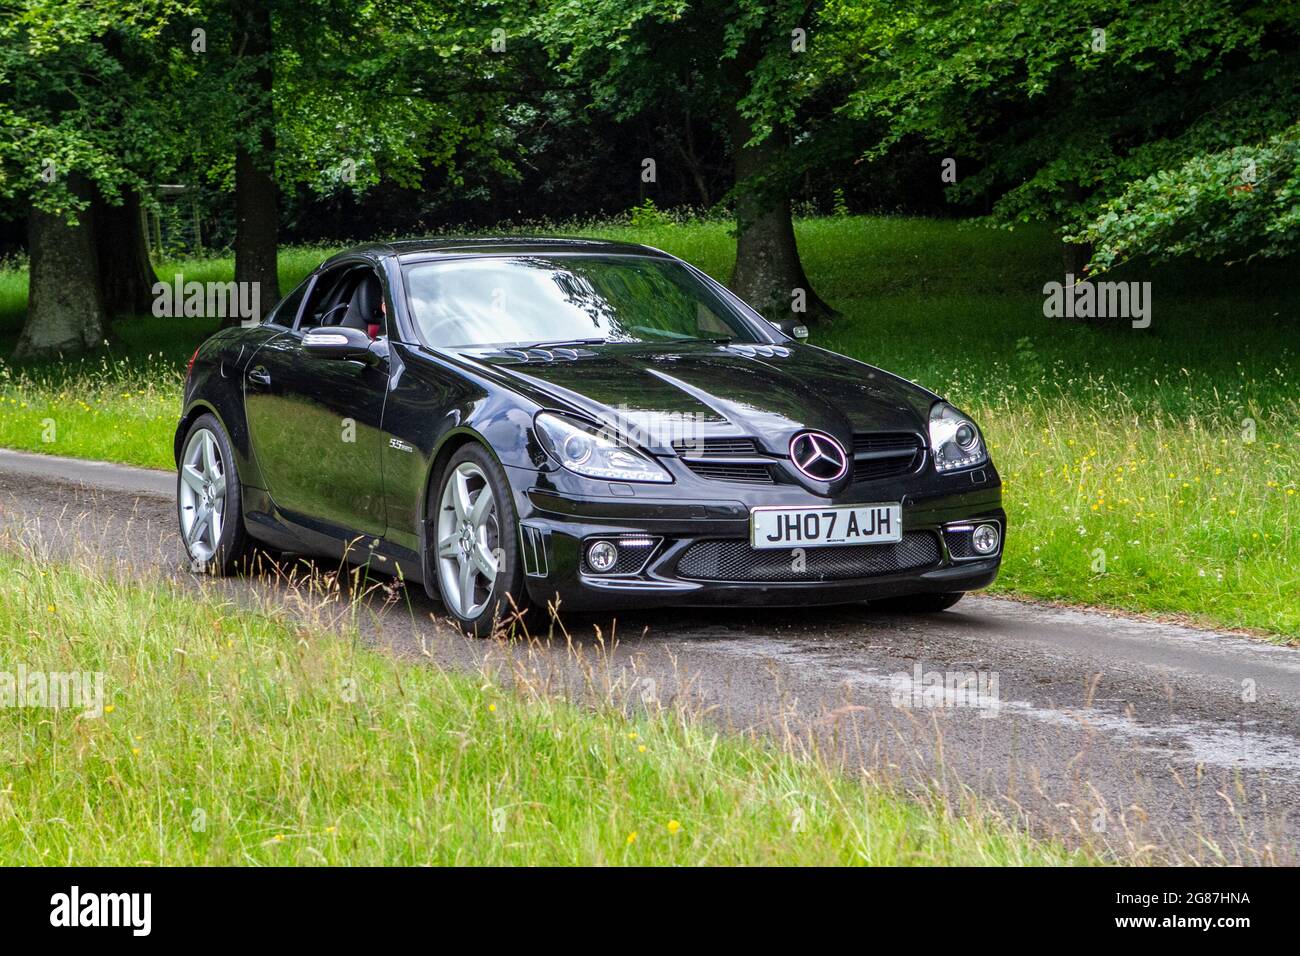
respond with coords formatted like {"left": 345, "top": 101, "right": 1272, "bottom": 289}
{"left": 724, "top": 344, "right": 791, "bottom": 359}
{"left": 496, "top": 347, "right": 592, "bottom": 363}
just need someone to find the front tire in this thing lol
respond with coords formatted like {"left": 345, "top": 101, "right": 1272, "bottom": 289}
{"left": 177, "top": 413, "right": 252, "bottom": 575}
{"left": 430, "top": 444, "right": 531, "bottom": 636}
{"left": 872, "top": 592, "right": 965, "bottom": 613}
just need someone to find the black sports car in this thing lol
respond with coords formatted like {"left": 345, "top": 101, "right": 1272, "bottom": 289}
{"left": 175, "top": 238, "right": 1005, "bottom": 632}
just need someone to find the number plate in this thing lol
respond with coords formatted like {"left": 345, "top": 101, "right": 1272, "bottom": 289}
{"left": 750, "top": 503, "right": 902, "bottom": 549}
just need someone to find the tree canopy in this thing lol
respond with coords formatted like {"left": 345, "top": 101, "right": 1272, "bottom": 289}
{"left": 827, "top": 0, "right": 1300, "bottom": 270}
{"left": 3, "top": 0, "right": 1299, "bottom": 355}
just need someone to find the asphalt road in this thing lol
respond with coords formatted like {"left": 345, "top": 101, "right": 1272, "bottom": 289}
{"left": 2, "top": 447, "right": 1297, "bottom": 864}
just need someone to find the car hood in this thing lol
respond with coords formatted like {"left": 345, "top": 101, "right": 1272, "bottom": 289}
{"left": 457, "top": 342, "right": 938, "bottom": 453}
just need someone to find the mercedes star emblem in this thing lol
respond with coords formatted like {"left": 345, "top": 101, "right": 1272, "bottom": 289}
{"left": 789, "top": 431, "right": 848, "bottom": 482}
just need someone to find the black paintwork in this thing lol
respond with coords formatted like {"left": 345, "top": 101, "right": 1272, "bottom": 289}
{"left": 176, "top": 237, "right": 1005, "bottom": 610}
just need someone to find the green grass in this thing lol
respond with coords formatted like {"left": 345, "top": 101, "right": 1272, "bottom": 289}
{"left": 0, "top": 552, "right": 1087, "bottom": 865}
{"left": 0, "top": 217, "right": 1297, "bottom": 637}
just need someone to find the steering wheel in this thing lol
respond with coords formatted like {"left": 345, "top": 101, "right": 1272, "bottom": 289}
{"left": 315, "top": 302, "right": 349, "bottom": 327}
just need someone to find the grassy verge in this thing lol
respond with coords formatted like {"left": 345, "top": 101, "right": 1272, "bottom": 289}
{"left": 0, "top": 553, "right": 1086, "bottom": 865}
{"left": 0, "top": 248, "right": 330, "bottom": 467}
{"left": 0, "top": 217, "right": 1297, "bottom": 638}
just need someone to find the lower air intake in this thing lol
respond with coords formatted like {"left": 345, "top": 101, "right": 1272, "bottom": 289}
{"left": 675, "top": 532, "right": 941, "bottom": 582}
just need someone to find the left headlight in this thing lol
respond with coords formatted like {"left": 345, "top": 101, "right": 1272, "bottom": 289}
{"left": 534, "top": 412, "right": 672, "bottom": 483}
{"left": 929, "top": 402, "right": 988, "bottom": 473}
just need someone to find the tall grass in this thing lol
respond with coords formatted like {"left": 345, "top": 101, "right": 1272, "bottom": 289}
{"left": 0, "top": 551, "right": 1088, "bottom": 866}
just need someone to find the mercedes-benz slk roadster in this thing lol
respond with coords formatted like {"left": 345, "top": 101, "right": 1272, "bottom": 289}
{"left": 175, "top": 238, "right": 1005, "bottom": 632}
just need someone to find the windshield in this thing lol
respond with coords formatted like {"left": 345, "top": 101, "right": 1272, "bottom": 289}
{"left": 402, "top": 254, "right": 763, "bottom": 348}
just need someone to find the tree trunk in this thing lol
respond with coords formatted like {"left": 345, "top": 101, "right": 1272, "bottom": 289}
{"left": 93, "top": 188, "right": 158, "bottom": 316}
{"left": 666, "top": 113, "right": 712, "bottom": 208}
{"left": 726, "top": 104, "right": 834, "bottom": 322}
{"left": 232, "top": 0, "right": 280, "bottom": 325}
{"left": 14, "top": 178, "right": 108, "bottom": 360}
{"left": 1062, "top": 239, "right": 1093, "bottom": 278}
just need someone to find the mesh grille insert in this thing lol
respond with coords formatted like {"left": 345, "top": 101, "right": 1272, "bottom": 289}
{"left": 944, "top": 529, "right": 978, "bottom": 560}
{"left": 676, "top": 532, "right": 940, "bottom": 582}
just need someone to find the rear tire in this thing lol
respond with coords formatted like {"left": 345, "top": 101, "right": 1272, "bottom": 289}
{"left": 872, "top": 592, "right": 965, "bottom": 613}
{"left": 177, "top": 413, "right": 254, "bottom": 575}
{"left": 429, "top": 444, "right": 532, "bottom": 637}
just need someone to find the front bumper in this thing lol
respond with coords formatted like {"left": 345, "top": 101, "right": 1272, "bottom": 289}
{"left": 508, "top": 462, "right": 1006, "bottom": 611}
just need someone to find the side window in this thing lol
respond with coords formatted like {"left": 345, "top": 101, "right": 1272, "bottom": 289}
{"left": 299, "top": 264, "right": 389, "bottom": 340}
{"left": 265, "top": 277, "right": 310, "bottom": 328}
{"left": 298, "top": 266, "right": 354, "bottom": 331}
{"left": 696, "top": 300, "right": 732, "bottom": 337}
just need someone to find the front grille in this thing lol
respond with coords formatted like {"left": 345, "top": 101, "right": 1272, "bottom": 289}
{"left": 851, "top": 432, "right": 924, "bottom": 482}
{"left": 682, "top": 461, "right": 775, "bottom": 484}
{"left": 674, "top": 436, "right": 773, "bottom": 483}
{"left": 676, "top": 532, "right": 941, "bottom": 582}
{"left": 852, "top": 433, "right": 919, "bottom": 454}
{"left": 672, "top": 437, "right": 760, "bottom": 457}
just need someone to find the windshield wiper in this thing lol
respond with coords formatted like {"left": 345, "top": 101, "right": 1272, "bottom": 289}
{"left": 516, "top": 337, "right": 608, "bottom": 349}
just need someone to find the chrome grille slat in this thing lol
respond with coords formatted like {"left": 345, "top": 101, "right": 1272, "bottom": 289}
{"left": 674, "top": 436, "right": 774, "bottom": 483}
{"left": 683, "top": 461, "right": 775, "bottom": 484}
{"left": 672, "top": 437, "right": 760, "bottom": 458}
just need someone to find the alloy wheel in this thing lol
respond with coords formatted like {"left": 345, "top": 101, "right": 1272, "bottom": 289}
{"left": 435, "top": 461, "right": 501, "bottom": 619}
{"left": 178, "top": 427, "right": 227, "bottom": 563}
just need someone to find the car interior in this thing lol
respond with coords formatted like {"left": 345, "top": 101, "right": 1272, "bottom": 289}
{"left": 301, "top": 266, "right": 386, "bottom": 340}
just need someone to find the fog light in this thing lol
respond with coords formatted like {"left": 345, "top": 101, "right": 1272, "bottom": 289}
{"left": 972, "top": 523, "right": 1000, "bottom": 555}
{"left": 587, "top": 540, "right": 619, "bottom": 572}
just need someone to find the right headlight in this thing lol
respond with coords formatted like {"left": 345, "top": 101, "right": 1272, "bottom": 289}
{"left": 929, "top": 402, "right": 988, "bottom": 473}
{"left": 534, "top": 412, "right": 672, "bottom": 483}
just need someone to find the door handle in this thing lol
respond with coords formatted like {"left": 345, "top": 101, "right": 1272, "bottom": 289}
{"left": 247, "top": 365, "right": 271, "bottom": 386}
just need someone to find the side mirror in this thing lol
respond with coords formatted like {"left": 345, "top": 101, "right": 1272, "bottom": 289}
{"left": 771, "top": 318, "right": 809, "bottom": 342}
{"left": 303, "top": 326, "right": 373, "bottom": 360}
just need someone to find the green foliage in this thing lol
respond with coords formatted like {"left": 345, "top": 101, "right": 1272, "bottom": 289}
{"left": 0, "top": 0, "right": 530, "bottom": 228}
{"left": 832, "top": 186, "right": 849, "bottom": 218}
{"left": 628, "top": 197, "right": 668, "bottom": 227}
{"left": 827, "top": 0, "right": 1300, "bottom": 262}
{"left": 533, "top": 0, "right": 844, "bottom": 183}
{"left": 0, "top": 0, "right": 190, "bottom": 217}
{"left": 174, "top": 0, "right": 525, "bottom": 201}
{"left": 1078, "top": 121, "right": 1300, "bottom": 270}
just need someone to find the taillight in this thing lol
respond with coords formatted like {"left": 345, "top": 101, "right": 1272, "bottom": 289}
{"left": 186, "top": 347, "right": 200, "bottom": 379}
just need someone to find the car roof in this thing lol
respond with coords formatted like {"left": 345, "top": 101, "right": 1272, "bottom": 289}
{"left": 322, "top": 236, "right": 675, "bottom": 268}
